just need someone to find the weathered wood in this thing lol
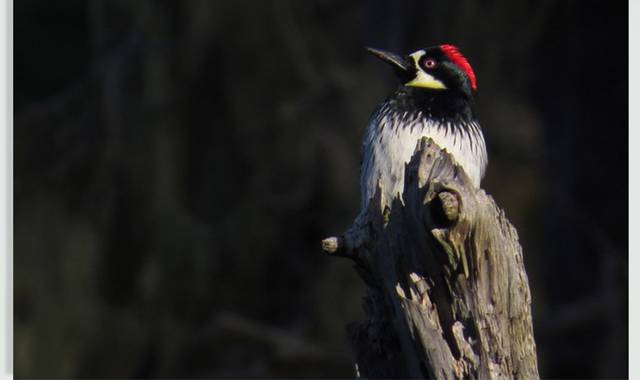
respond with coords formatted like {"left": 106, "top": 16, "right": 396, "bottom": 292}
{"left": 323, "top": 138, "right": 539, "bottom": 379}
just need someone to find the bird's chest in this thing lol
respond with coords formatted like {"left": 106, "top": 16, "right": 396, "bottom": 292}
{"left": 366, "top": 116, "right": 463, "bottom": 175}
{"left": 361, "top": 113, "right": 482, "bottom": 208}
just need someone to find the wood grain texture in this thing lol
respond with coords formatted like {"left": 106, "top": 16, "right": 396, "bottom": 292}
{"left": 323, "top": 138, "right": 539, "bottom": 379}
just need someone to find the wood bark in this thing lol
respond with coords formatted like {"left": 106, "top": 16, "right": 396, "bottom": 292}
{"left": 323, "top": 138, "right": 539, "bottom": 379}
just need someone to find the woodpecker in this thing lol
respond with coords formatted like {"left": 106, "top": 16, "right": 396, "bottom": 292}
{"left": 361, "top": 44, "right": 487, "bottom": 210}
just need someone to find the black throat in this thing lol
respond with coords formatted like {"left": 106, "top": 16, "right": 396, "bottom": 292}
{"left": 387, "top": 86, "right": 475, "bottom": 125}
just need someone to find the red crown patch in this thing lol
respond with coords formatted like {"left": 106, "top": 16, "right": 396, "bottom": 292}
{"left": 440, "top": 44, "right": 477, "bottom": 91}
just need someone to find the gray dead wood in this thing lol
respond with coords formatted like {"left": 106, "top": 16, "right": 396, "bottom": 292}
{"left": 322, "top": 138, "right": 539, "bottom": 379}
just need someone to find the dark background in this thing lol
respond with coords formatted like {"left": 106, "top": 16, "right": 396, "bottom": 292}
{"left": 14, "top": 0, "right": 628, "bottom": 378}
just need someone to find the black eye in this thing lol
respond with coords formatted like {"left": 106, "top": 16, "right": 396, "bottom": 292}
{"left": 423, "top": 58, "right": 436, "bottom": 69}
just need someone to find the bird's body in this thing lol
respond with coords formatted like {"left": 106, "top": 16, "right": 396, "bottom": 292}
{"left": 360, "top": 45, "right": 487, "bottom": 210}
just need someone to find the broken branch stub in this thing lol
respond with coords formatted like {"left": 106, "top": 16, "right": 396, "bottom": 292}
{"left": 322, "top": 137, "right": 539, "bottom": 379}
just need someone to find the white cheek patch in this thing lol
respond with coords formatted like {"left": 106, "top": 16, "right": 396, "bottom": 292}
{"left": 405, "top": 49, "right": 447, "bottom": 90}
{"left": 407, "top": 71, "right": 447, "bottom": 89}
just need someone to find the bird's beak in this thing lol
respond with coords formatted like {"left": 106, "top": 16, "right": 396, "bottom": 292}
{"left": 366, "top": 47, "right": 411, "bottom": 73}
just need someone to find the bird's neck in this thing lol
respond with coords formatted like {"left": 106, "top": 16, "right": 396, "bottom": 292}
{"left": 389, "top": 86, "right": 475, "bottom": 124}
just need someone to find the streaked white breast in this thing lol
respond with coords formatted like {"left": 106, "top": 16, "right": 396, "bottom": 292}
{"left": 360, "top": 112, "right": 487, "bottom": 210}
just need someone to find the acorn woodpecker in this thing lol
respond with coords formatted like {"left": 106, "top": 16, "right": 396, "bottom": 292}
{"left": 361, "top": 44, "right": 487, "bottom": 210}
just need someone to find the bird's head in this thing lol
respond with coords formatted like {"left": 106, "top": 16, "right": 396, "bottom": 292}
{"left": 367, "top": 45, "right": 477, "bottom": 98}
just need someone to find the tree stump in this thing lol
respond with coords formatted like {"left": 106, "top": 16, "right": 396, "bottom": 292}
{"left": 322, "top": 138, "right": 539, "bottom": 379}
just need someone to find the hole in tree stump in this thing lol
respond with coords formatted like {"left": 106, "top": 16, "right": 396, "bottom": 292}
{"left": 431, "top": 191, "right": 459, "bottom": 228}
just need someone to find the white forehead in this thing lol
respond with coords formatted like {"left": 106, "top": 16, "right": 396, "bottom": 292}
{"left": 409, "top": 50, "right": 426, "bottom": 65}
